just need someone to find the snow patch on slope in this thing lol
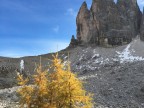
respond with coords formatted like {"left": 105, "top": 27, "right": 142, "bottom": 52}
{"left": 116, "top": 42, "right": 144, "bottom": 63}
{"left": 71, "top": 37, "right": 144, "bottom": 72}
{"left": 79, "top": 74, "right": 98, "bottom": 80}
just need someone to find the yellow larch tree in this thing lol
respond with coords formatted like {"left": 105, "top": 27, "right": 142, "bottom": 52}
{"left": 17, "top": 53, "right": 93, "bottom": 108}
{"left": 50, "top": 53, "right": 93, "bottom": 108}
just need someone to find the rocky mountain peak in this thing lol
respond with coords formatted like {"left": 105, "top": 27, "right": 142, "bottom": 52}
{"left": 70, "top": 0, "right": 143, "bottom": 47}
{"left": 118, "top": 0, "right": 136, "bottom": 4}
{"left": 117, "top": 0, "right": 139, "bottom": 11}
{"left": 81, "top": 1, "right": 87, "bottom": 8}
{"left": 79, "top": 1, "right": 89, "bottom": 14}
{"left": 140, "top": 7, "right": 144, "bottom": 40}
{"left": 91, "top": 0, "right": 114, "bottom": 13}
{"left": 143, "top": 7, "right": 144, "bottom": 14}
{"left": 76, "top": 1, "right": 90, "bottom": 44}
{"left": 132, "top": 0, "right": 137, "bottom": 4}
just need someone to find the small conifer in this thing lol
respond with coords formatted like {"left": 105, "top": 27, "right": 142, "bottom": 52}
{"left": 17, "top": 54, "right": 93, "bottom": 108}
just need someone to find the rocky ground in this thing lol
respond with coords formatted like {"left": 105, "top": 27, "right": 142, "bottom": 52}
{"left": 84, "top": 61, "right": 144, "bottom": 108}
{"left": 1, "top": 60, "right": 144, "bottom": 108}
{"left": 0, "top": 38, "right": 144, "bottom": 107}
{"left": 0, "top": 86, "right": 20, "bottom": 108}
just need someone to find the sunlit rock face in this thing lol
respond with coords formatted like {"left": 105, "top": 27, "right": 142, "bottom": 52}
{"left": 76, "top": 2, "right": 91, "bottom": 44}
{"left": 74, "top": 0, "right": 142, "bottom": 46}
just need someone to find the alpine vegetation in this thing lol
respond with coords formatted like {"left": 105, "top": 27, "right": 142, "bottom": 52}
{"left": 17, "top": 54, "right": 93, "bottom": 108}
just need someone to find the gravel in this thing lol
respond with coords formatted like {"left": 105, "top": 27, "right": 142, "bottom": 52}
{"left": 0, "top": 38, "right": 144, "bottom": 107}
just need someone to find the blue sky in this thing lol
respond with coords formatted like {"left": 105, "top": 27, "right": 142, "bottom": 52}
{"left": 0, "top": 0, "right": 144, "bottom": 57}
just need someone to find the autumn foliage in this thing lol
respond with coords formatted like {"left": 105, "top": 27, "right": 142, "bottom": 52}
{"left": 17, "top": 54, "right": 93, "bottom": 108}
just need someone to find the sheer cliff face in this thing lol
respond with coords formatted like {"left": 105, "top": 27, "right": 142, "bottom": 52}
{"left": 76, "top": 0, "right": 142, "bottom": 46}
{"left": 141, "top": 9, "right": 144, "bottom": 41}
{"left": 76, "top": 2, "right": 91, "bottom": 43}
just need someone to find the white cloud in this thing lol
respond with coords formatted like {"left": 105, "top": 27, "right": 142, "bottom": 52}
{"left": 53, "top": 26, "right": 59, "bottom": 33}
{"left": 66, "top": 8, "right": 77, "bottom": 17}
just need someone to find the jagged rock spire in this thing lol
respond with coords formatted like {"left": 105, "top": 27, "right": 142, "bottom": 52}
{"left": 132, "top": 0, "right": 137, "bottom": 4}
{"left": 76, "top": 1, "right": 90, "bottom": 43}
{"left": 69, "top": 35, "right": 78, "bottom": 47}
{"left": 77, "top": 1, "right": 89, "bottom": 19}
{"left": 117, "top": 0, "right": 137, "bottom": 6}
{"left": 79, "top": 1, "right": 88, "bottom": 12}
{"left": 140, "top": 7, "right": 144, "bottom": 40}
{"left": 143, "top": 7, "right": 144, "bottom": 15}
{"left": 75, "top": 0, "right": 142, "bottom": 46}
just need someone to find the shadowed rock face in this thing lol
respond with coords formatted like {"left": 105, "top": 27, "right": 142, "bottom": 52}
{"left": 69, "top": 35, "right": 79, "bottom": 48}
{"left": 73, "top": 0, "right": 142, "bottom": 46}
{"left": 140, "top": 9, "right": 144, "bottom": 40}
